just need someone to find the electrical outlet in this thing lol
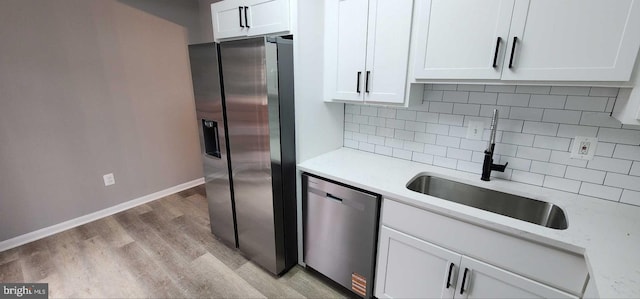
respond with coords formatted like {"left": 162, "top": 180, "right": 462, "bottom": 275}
{"left": 466, "top": 121, "right": 485, "bottom": 140}
{"left": 570, "top": 136, "right": 598, "bottom": 160}
{"left": 103, "top": 173, "right": 115, "bottom": 186}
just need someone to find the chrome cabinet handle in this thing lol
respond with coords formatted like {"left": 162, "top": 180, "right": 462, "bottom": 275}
{"left": 492, "top": 37, "right": 502, "bottom": 68}
{"left": 508, "top": 36, "right": 518, "bottom": 69}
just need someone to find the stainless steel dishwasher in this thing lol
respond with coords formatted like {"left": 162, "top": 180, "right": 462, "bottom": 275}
{"left": 302, "top": 173, "right": 381, "bottom": 298}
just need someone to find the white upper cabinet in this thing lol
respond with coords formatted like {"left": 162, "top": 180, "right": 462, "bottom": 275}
{"left": 211, "top": 0, "right": 290, "bottom": 41}
{"left": 413, "top": 0, "right": 640, "bottom": 82}
{"left": 325, "top": 0, "right": 414, "bottom": 104}
{"left": 413, "top": 0, "right": 515, "bottom": 79}
{"left": 502, "top": 0, "right": 640, "bottom": 81}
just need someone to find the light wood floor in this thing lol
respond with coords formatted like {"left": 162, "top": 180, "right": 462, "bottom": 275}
{"left": 0, "top": 185, "right": 354, "bottom": 298}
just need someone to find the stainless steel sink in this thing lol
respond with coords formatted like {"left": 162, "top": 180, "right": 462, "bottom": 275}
{"left": 406, "top": 175, "right": 568, "bottom": 230}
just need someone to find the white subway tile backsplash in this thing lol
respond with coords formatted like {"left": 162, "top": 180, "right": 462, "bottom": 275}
{"left": 457, "top": 84, "right": 485, "bottom": 92}
{"left": 533, "top": 135, "right": 571, "bottom": 151}
{"left": 344, "top": 139, "right": 358, "bottom": 149}
{"left": 443, "top": 91, "right": 469, "bottom": 103}
{"left": 579, "top": 183, "right": 622, "bottom": 202}
{"left": 358, "top": 142, "right": 375, "bottom": 152}
{"left": 500, "top": 156, "right": 532, "bottom": 171}
{"left": 522, "top": 121, "right": 559, "bottom": 136}
{"left": 393, "top": 148, "right": 412, "bottom": 160}
{"left": 429, "top": 102, "right": 454, "bottom": 113}
{"left": 424, "top": 90, "right": 444, "bottom": 101}
{"left": 595, "top": 142, "right": 616, "bottom": 157}
{"left": 374, "top": 145, "right": 392, "bottom": 156}
{"left": 405, "top": 121, "right": 426, "bottom": 132}
{"left": 426, "top": 123, "right": 449, "bottom": 135}
{"left": 604, "top": 173, "right": 640, "bottom": 192}
{"left": 565, "top": 96, "right": 608, "bottom": 112}
{"left": 516, "top": 85, "right": 551, "bottom": 95}
{"left": 565, "top": 166, "right": 606, "bottom": 184}
{"left": 415, "top": 132, "right": 437, "bottom": 144}
{"left": 376, "top": 127, "right": 394, "bottom": 138}
{"left": 502, "top": 132, "right": 535, "bottom": 146}
{"left": 412, "top": 152, "right": 434, "bottom": 164}
{"left": 630, "top": 162, "right": 640, "bottom": 176}
{"left": 542, "top": 109, "right": 582, "bottom": 124}
{"left": 613, "top": 144, "right": 640, "bottom": 161}
{"left": 417, "top": 111, "right": 439, "bottom": 123}
{"left": 517, "top": 146, "right": 551, "bottom": 161}
{"left": 598, "top": 128, "right": 640, "bottom": 145}
{"left": 556, "top": 124, "right": 598, "bottom": 138}
{"left": 457, "top": 160, "right": 483, "bottom": 174}
{"left": 439, "top": 114, "right": 464, "bottom": 126}
{"left": 511, "top": 170, "right": 544, "bottom": 186}
{"left": 461, "top": 139, "right": 488, "bottom": 152}
{"left": 485, "top": 85, "right": 516, "bottom": 93}
{"left": 434, "top": 156, "right": 457, "bottom": 168}
{"left": 579, "top": 112, "right": 622, "bottom": 128}
{"left": 620, "top": 190, "right": 640, "bottom": 206}
{"left": 589, "top": 87, "right": 619, "bottom": 97}
{"left": 549, "top": 150, "right": 588, "bottom": 167}
{"left": 424, "top": 144, "right": 447, "bottom": 157}
{"left": 453, "top": 103, "right": 481, "bottom": 116}
{"left": 436, "top": 135, "right": 461, "bottom": 148}
{"left": 497, "top": 93, "right": 530, "bottom": 107}
{"left": 396, "top": 110, "right": 417, "bottom": 121}
{"left": 361, "top": 106, "right": 378, "bottom": 116}
{"left": 345, "top": 84, "right": 640, "bottom": 206}
{"left": 447, "top": 148, "right": 472, "bottom": 161}
{"left": 449, "top": 126, "right": 468, "bottom": 138}
{"left": 509, "top": 107, "right": 544, "bottom": 121}
{"left": 543, "top": 176, "right": 581, "bottom": 193}
{"left": 528, "top": 95, "right": 566, "bottom": 109}
{"left": 587, "top": 156, "right": 632, "bottom": 174}
{"left": 550, "top": 86, "right": 590, "bottom": 96}
{"left": 530, "top": 161, "right": 566, "bottom": 177}
{"left": 432, "top": 84, "right": 457, "bottom": 91}
{"left": 378, "top": 107, "right": 396, "bottom": 118}
{"left": 469, "top": 92, "right": 498, "bottom": 105}
{"left": 386, "top": 119, "right": 405, "bottom": 129}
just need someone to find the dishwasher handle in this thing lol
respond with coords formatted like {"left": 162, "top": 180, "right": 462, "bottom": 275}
{"left": 326, "top": 193, "right": 343, "bottom": 203}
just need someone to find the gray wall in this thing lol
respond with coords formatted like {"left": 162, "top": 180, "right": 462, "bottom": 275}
{"left": 0, "top": 0, "right": 203, "bottom": 241}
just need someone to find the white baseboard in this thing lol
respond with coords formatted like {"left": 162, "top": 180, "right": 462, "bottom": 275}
{"left": 0, "top": 177, "right": 205, "bottom": 252}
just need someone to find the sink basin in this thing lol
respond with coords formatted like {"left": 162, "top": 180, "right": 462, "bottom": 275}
{"left": 406, "top": 175, "right": 568, "bottom": 230}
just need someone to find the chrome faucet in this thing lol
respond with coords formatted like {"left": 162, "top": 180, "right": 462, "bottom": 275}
{"left": 481, "top": 109, "right": 508, "bottom": 181}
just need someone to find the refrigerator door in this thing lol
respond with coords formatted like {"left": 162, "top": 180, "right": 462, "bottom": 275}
{"left": 188, "top": 43, "right": 237, "bottom": 248}
{"left": 220, "top": 38, "right": 279, "bottom": 273}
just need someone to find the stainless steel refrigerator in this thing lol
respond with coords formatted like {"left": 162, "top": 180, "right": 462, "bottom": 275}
{"left": 188, "top": 37, "right": 297, "bottom": 275}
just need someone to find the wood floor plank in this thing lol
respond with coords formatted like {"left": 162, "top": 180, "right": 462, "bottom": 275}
{"left": 82, "top": 216, "right": 134, "bottom": 248}
{"left": 147, "top": 199, "right": 184, "bottom": 221}
{"left": 20, "top": 250, "right": 55, "bottom": 282}
{"left": 283, "top": 266, "right": 354, "bottom": 299}
{"left": 138, "top": 210, "right": 207, "bottom": 262}
{"left": 0, "top": 247, "right": 19, "bottom": 265}
{"left": 171, "top": 215, "right": 248, "bottom": 270}
{"left": 189, "top": 253, "right": 266, "bottom": 299}
{"left": 115, "top": 242, "right": 189, "bottom": 298}
{"left": 0, "top": 259, "right": 24, "bottom": 282}
{"left": 235, "top": 262, "right": 306, "bottom": 299}
{"left": 46, "top": 238, "right": 104, "bottom": 298}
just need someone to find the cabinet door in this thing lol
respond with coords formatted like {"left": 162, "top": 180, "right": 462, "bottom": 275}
{"left": 324, "top": 0, "right": 368, "bottom": 102}
{"left": 413, "top": 0, "right": 515, "bottom": 79}
{"left": 502, "top": 0, "right": 640, "bottom": 81}
{"left": 364, "top": 0, "right": 414, "bottom": 104}
{"left": 211, "top": 0, "right": 247, "bottom": 41}
{"left": 375, "top": 226, "right": 461, "bottom": 299}
{"left": 455, "top": 256, "right": 578, "bottom": 299}
{"left": 245, "top": 0, "right": 290, "bottom": 37}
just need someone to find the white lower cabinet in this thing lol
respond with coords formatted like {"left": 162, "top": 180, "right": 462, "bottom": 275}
{"left": 375, "top": 199, "right": 586, "bottom": 298}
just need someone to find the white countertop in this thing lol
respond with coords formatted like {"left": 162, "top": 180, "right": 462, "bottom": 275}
{"left": 298, "top": 148, "right": 640, "bottom": 299}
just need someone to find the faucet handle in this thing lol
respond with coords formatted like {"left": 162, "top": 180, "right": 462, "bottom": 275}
{"left": 492, "top": 162, "right": 508, "bottom": 172}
